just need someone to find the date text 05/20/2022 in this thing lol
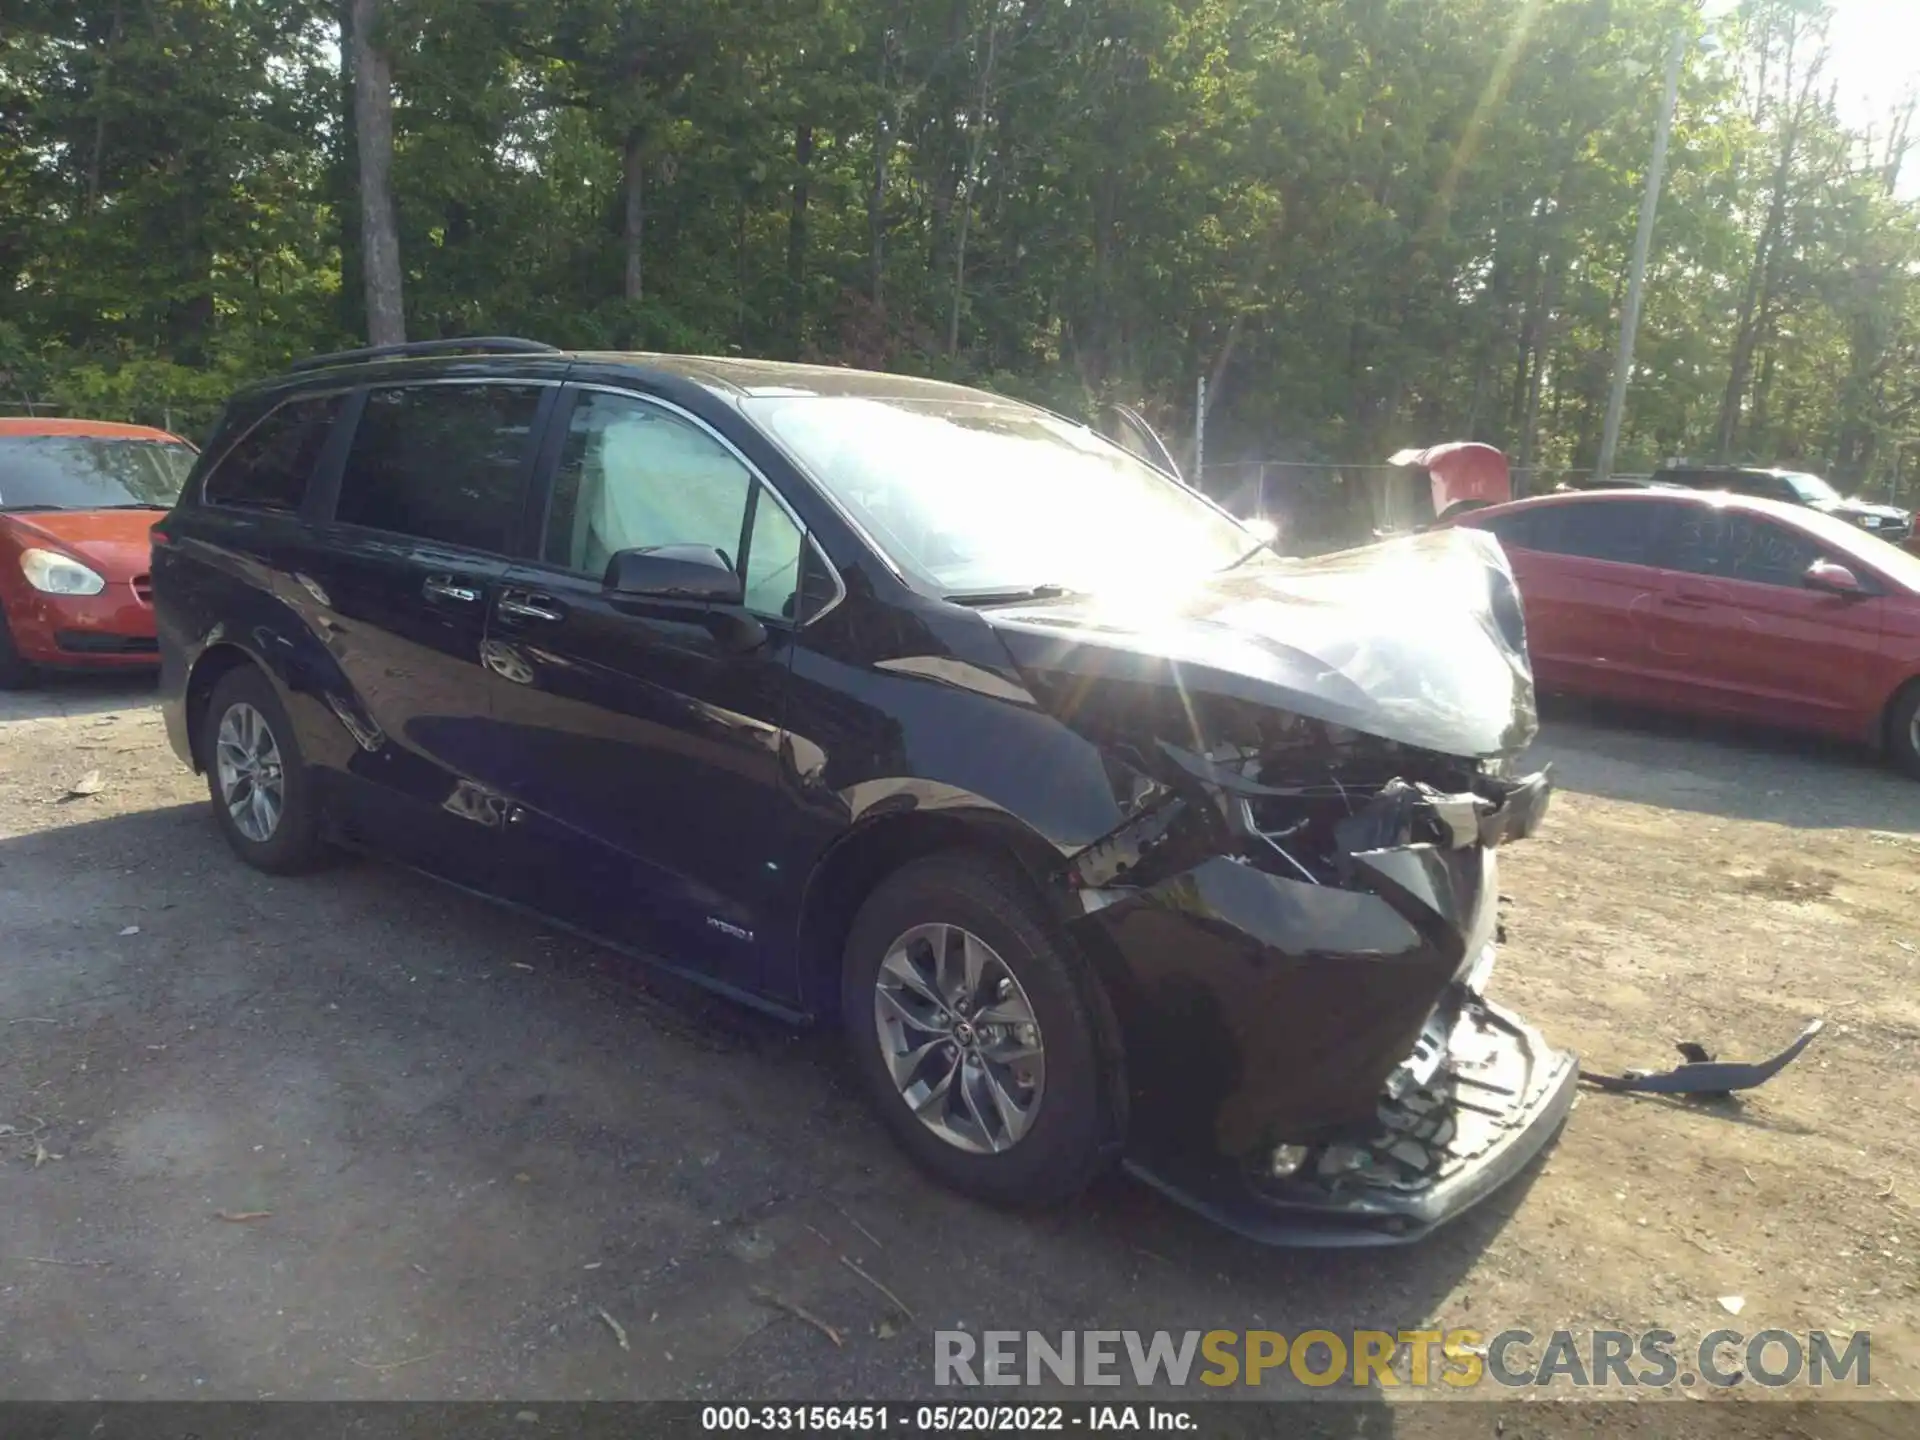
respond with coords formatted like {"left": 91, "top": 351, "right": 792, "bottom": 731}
{"left": 702, "top": 1406, "right": 1194, "bottom": 1432}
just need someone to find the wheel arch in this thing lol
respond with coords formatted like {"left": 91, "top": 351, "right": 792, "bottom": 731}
{"left": 183, "top": 641, "right": 273, "bottom": 770}
{"left": 1883, "top": 673, "right": 1920, "bottom": 769}
{"left": 794, "top": 807, "right": 1068, "bottom": 1015}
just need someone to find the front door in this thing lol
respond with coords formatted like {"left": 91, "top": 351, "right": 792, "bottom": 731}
{"left": 1651, "top": 507, "right": 1886, "bottom": 732}
{"left": 485, "top": 386, "right": 814, "bottom": 997}
{"left": 296, "top": 379, "right": 554, "bottom": 887}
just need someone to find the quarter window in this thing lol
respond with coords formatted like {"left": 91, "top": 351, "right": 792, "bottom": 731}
{"left": 334, "top": 384, "right": 543, "bottom": 552}
{"left": 203, "top": 394, "right": 341, "bottom": 512}
{"left": 544, "top": 391, "right": 810, "bottom": 619}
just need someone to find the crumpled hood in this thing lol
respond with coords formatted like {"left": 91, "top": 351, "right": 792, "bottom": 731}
{"left": 985, "top": 527, "right": 1537, "bottom": 760}
{"left": 2, "top": 509, "right": 159, "bottom": 579}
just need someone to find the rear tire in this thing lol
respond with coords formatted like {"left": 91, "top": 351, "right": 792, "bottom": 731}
{"left": 0, "top": 602, "right": 38, "bottom": 689}
{"left": 840, "top": 850, "right": 1116, "bottom": 1208}
{"left": 199, "top": 665, "right": 325, "bottom": 873}
{"left": 1888, "top": 681, "right": 1920, "bottom": 781}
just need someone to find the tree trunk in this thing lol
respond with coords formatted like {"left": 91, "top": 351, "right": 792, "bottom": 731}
{"left": 622, "top": 126, "right": 645, "bottom": 308}
{"left": 869, "top": 30, "right": 895, "bottom": 306}
{"left": 1516, "top": 244, "right": 1565, "bottom": 476}
{"left": 1716, "top": 43, "right": 1823, "bottom": 458}
{"left": 85, "top": 2, "right": 123, "bottom": 213}
{"left": 334, "top": 0, "right": 366, "bottom": 339}
{"left": 946, "top": 5, "right": 998, "bottom": 357}
{"left": 347, "top": 0, "right": 405, "bottom": 346}
{"left": 786, "top": 124, "right": 813, "bottom": 356}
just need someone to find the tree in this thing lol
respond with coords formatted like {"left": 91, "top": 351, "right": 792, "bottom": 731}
{"left": 3, "top": 0, "right": 1918, "bottom": 500}
{"left": 347, "top": 0, "right": 405, "bottom": 345}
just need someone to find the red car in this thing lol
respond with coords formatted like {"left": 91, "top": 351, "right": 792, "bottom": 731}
{"left": 0, "top": 417, "right": 197, "bottom": 686}
{"left": 1448, "top": 487, "right": 1920, "bottom": 777}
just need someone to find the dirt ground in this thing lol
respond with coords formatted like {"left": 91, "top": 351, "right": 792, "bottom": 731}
{"left": 2, "top": 673, "right": 1916, "bottom": 1417}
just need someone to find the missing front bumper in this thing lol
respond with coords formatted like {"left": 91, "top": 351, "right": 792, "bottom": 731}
{"left": 1123, "top": 995, "right": 1578, "bottom": 1247}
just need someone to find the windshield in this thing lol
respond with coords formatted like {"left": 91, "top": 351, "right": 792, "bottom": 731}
{"left": 0, "top": 435, "right": 196, "bottom": 510}
{"left": 741, "top": 395, "right": 1252, "bottom": 595}
{"left": 1781, "top": 471, "right": 1842, "bottom": 504}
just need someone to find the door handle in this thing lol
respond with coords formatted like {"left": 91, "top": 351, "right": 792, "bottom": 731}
{"left": 498, "top": 591, "right": 565, "bottom": 623}
{"left": 423, "top": 576, "right": 481, "bottom": 604}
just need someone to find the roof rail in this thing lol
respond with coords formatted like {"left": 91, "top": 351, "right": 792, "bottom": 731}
{"left": 286, "top": 336, "right": 561, "bottom": 374}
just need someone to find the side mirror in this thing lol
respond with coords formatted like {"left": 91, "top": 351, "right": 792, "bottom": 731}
{"left": 1803, "top": 558, "right": 1865, "bottom": 596}
{"left": 603, "top": 545, "right": 744, "bottom": 605}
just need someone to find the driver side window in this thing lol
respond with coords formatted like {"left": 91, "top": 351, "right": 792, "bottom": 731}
{"left": 543, "top": 390, "right": 807, "bottom": 619}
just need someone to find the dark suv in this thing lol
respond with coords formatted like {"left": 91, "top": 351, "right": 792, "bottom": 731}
{"left": 1651, "top": 463, "right": 1912, "bottom": 544}
{"left": 152, "top": 337, "right": 1571, "bottom": 1246}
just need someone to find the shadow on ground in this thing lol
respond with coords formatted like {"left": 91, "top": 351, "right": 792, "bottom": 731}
{"left": 1530, "top": 695, "right": 1920, "bottom": 833}
{"left": 1, "top": 802, "right": 1514, "bottom": 1402}
{"left": 0, "top": 670, "right": 160, "bottom": 723}
{"left": 0, "top": 806, "right": 1520, "bottom": 1405}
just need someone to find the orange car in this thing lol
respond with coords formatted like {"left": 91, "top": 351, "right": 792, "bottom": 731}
{"left": 0, "top": 417, "right": 197, "bottom": 686}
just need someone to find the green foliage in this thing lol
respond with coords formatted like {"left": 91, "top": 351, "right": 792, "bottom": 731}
{"left": 43, "top": 360, "right": 235, "bottom": 441}
{"left": 2, "top": 0, "right": 1917, "bottom": 490}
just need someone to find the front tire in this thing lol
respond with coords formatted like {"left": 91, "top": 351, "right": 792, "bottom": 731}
{"left": 0, "top": 602, "right": 38, "bottom": 689}
{"left": 200, "top": 665, "right": 325, "bottom": 873}
{"left": 840, "top": 851, "right": 1116, "bottom": 1207}
{"left": 1889, "top": 680, "right": 1920, "bottom": 781}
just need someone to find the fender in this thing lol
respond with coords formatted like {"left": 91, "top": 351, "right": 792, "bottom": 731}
{"left": 164, "top": 534, "right": 380, "bottom": 780}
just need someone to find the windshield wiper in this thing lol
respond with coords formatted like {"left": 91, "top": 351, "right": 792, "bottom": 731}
{"left": 1220, "top": 540, "right": 1276, "bottom": 572}
{"left": 943, "top": 583, "right": 1078, "bottom": 607}
{"left": 97, "top": 502, "right": 172, "bottom": 510}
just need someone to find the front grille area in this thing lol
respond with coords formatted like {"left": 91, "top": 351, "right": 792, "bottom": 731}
{"left": 54, "top": 631, "right": 158, "bottom": 655}
{"left": 132, "top": 574, "right": 153, "bottom": 603}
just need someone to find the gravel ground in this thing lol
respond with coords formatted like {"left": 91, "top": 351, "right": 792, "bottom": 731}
{"left": 2, "top": 674, "right": 1916, "bottom": 1418}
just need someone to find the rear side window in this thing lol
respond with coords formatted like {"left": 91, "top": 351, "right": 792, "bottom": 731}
{"left": 1488, "top": 501, "right": 1666, "bottom": 564}
{"left": 203, "top": 395, "right": 341, "bottom": 512}
{"left": 335, "top": 384, "right": 543, "bottom": 552}
{"left": 1475, "top": 509, "right": 1548, "bottom": 551}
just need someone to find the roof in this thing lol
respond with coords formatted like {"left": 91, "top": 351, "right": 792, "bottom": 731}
{"left": 258, "top": 343, "right": 1031, "bottom": 412}
{"left": 1488, "top": 487, "right": 1796, "bottom": 517}
{"left": 568, "top": 352, "right": 1010, "bottom": 404}
{"left": 1653, "top": 462, "right": 1809, "bottom": 479}
{"left": 1473, "top": 486, "right": 1910, "bottom": 572}
{"left": 0, "top": 416, "right": 188, "bottom": 443}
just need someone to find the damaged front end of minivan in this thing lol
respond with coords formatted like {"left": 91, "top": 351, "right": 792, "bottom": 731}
{"left": 987, "top": 528, "right": 1579, "bottom": 1244}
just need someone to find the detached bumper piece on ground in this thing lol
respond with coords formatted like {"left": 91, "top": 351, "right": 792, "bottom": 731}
{"left": 1579, "top": 1019, "right": 1825, "bottom": 1097}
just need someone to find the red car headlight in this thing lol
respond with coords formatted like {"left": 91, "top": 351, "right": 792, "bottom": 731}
{"left": 19, "top": 547, "right": 107, "bottom": 597}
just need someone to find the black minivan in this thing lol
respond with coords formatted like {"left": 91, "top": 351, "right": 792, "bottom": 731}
{"left": 153, "top": 338, "right": 1574, "bottom": 1245}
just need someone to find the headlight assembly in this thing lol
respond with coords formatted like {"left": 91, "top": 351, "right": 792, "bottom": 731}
{"left": 20, "top": 548, "right": 107, "bottom": 597}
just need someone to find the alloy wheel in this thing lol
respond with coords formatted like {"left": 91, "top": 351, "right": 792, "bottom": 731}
{"left": 214, "top": 701, "right": 285, "bottom": 843}
{"left": 872, "top": 922, "right": 1046, "bottom": 1154}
